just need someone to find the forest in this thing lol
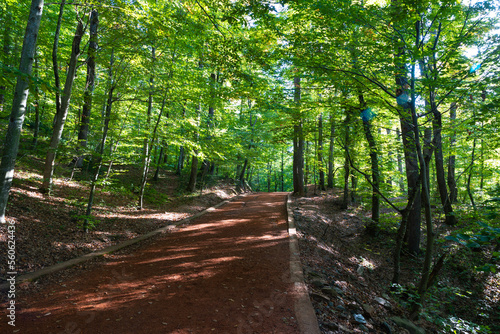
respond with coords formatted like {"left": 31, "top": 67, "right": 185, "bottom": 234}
{"left": 0, "top": 0, "right": 499, "bottom": 333}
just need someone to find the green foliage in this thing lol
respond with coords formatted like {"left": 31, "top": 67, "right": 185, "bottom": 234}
{"left": 444, "top": 221, "right": 499, "bottom": 273}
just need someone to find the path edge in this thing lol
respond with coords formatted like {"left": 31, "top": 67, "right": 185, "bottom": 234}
{"left": 286, "top": 193, "right": 321, "bottom": 334}
{"left": 0, "top": 193, "right": 246, "bottom": 291}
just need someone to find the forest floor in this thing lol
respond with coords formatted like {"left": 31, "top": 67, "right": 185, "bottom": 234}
{"left": 0, "top": 156, "right": 498, "bottom": 333}
{"left": 292, "top": 187, "right": 499, "bottom": 333}
{"left": 1, "top": 192, "right": 300, "bottom": 334}
{"left": 0, "top": 155, "right": 240, "bottom": 283}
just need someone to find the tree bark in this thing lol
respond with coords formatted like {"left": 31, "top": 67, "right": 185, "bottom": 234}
{"left": 32, "top": 55, "right": 41, "bottom": 149}
{"left": 187, "top": 102, "right": 201, "bottom": 192}
{"left": 292, "top": 76, "right": 305, "bottom": 196}
{"left": 0, "top": 0, "right": 44, "bottom": 223}
{"left": 447, "top": 102, "right": 458, "bottom": 202}
{"left": 76, "top": 9, "right": 99, "bottom": 167}
{"left": 83, "top": 51, "right": 114, "bottom": 232}
{"left": 341, "top": 111, "right": 351, "bottom": 210}
{"left": 431, "top": 102, "right": 457, "bottom": 225}
{"left": 41, "top": 19, "right": 84, "bottom": 193}
{"left": 395, "top": 128, "right": 405, "bottom": 193}
{"left": 359, "top": 94, "right": 380, "bottom": 223}
{"left": 138, "top": 48, "right": 158, "bottom": 209}
{"left": 281, "top": 148, "right": 285, "bottom": 191}
{"left": 327, "top": 113, "right": 335, "bottom": 189}
{"left": 318, "top": 113, "right": 326, "bottom": 190}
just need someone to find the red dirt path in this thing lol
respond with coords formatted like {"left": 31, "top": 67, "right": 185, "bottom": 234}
{"left": 3, "top": 193, "right": 301, "bottom": 334}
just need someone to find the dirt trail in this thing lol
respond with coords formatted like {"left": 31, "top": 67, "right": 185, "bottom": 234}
{"left": 2, "top": 193, "right": 301, "bottom": 334}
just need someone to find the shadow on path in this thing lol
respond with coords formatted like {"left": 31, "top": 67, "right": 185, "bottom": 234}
{"left": 3, "top": 193, "right": 300, "bottom": 334}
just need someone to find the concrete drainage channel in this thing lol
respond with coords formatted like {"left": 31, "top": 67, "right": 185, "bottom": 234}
{"left": 286, "top": 193, "right": 322, "bottom": 334}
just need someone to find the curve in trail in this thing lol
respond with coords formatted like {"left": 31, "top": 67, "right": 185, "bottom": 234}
{"left": 5, "top": 193, "right": 302, "bottom": 334}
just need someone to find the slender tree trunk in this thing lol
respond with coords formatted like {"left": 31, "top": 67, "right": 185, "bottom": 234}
{"left": 0, "top": 0, "right": 44, "bottom": 223}
{"left": 51, "top": 0, "right": 64, "bottom": 125}
{"left": 342, "top": 111, "right": 351, "bottom": 210}
{"left": 328, "top": 113, "right": 335, "bottom": 189}
{"left": 395, "top": 128, "right": 405, "bottom": 193}
{"left": 395, "top": 36, "right": 421, "bottom": 254}
{"left": 267, "top": 161, "right": 271, "bottom": 192}
{"left": 292, "top": 76, "right": 305, "bottom": 196}
{"left": 32, "top": 56, "right": 41, "bottom": 149}
{"left": 359, "top": 94, "right": 380, "bottom": 223}
{"left": 176, "top": 146, "right": 184, "bottom": 176}
{"left": 431, "top": 101, "right": 457, "bottom": 225}
{"left": 305, "top": 141, "right": 309, "bottom": 189}
{"left": 447, "top": 102, "right": 458, "bottom": 202}
{"left": 41, "top": 19, "right": 83, "bottom": 193}
{"left": 318, "top": 113, "right": 326, "bottom": 190}
{"left": 76, "top": 9, "right": 98, "bottom": 168}
{"left": 83, "top": 61, "right": 114, "bottom": 232}
{"left": 281, "top": 148, "right": 285, "bottom": 191}
{"left": 187, "top": 102, "right": 201, "bottom": 192}
{"left": 408, "top": 21, "right": 433, "bottom": 319}
{"left": 153, "top": 146, "right": 164, "bottom": 181}
{"left": 423, "top": 125, "right": 432, "bottom": 201}
{"left": 398, "top": 100, "right": 421, "bottom": 254}
{"left": 138, "top": 51, "right": 161, "bottom": 209}
{"left": 467, "top": 135, "right": 477, "bottom": 211}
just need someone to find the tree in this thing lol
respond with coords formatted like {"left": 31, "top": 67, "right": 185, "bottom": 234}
{"left": 76, "top": 9, "right": 99, "bottom": 168}
{"left": 41, "top": 11, "right": 84, "bottom": 193}
{"left": 0, "top": 0, "right": 44, "bottom": 223}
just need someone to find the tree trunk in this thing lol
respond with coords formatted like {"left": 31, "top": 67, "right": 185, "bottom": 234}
{"left": 431, "top": 102, "right": 457, "bottom": 225}
{"left": 341, "top": 112, "right": 350, "bottom": 210}
{"left": 280, "top": 148, "right": 285, "bottom": 191}
{"left": 176, "top": 146, "right": 184, "bottom": 176}
{"left": 0, "top": 0, "right": 44, "bottom": 223}
{"left": 267, "top": 161, "right": 271, "bottom": 192}
{"left": 138, "top": 49, "right": 159, "bottom": 209}
{"left": 51, "top": 0, "right": 64, "bottom": 125}
{"left": 76, "top": 9, "right": 99, "bottom": 168}
{"left": 41, "top": 19, "right": 84, "bottom": 193}
{"left": 153, "top": 146, "right": 164, "bottom": 181}
{"left": 395, "top": 37, "right": 421, "bottom": 254}
{"left": 292, "top": 76, "right": 305, "bottom": 196}
{"left": 359, "top": 94, "right": 380, "bottom": 223}
{"left": 327, "top": 113, "right": 335, "bottom": 189}
{"left": 318, "top": 113, "right": 325, "bottom": 191}
{"left": 395, "top": 128, "right": 405, "bottom": 193}
{"left": 187, "top": 103, "right": 201, "bottom": 192}
{"left": 32, "top": 55, "right": 41, "bottom": 149}
{"left": 447, "top": 102, "right": 458, "bottom": 203}
{"left": 467, "top": 135, "right": 477, "bottom": 211}
{"left": 187, "top": 155, "right": 199, "bottom": 192}
{"left": 398, "top": 102, "right": 421, "bottom": 254}
{"left": 83, "top": 57, "right": 114, "bottom": 232}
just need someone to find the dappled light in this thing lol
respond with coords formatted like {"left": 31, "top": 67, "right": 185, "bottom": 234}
{"left": 5, "top": 193, "right": 299, "bottom": 334}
